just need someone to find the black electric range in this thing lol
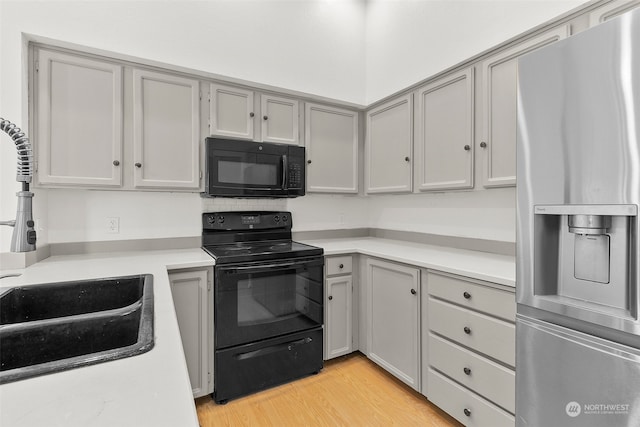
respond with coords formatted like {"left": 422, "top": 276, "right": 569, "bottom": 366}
{"left": 201, "top": 211, "right": 324, "bottom": 404}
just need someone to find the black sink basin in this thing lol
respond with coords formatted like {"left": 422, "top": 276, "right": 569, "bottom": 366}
{"left": 0, "top": 274, "right": 154, "bottom": 384}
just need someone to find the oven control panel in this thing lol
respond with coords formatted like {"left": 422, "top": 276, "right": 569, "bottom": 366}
{"left": 203, "top": 211, "right": 291, "bottom": 230}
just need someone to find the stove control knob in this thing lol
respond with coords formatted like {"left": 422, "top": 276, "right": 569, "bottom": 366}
{"left": 218, "top": 216, "right": 225, "bottom": 224}
{"left": 274, "top": 215, "right": 280, "bottom": 222}
{"left": 282, "top": 215, "right": 288, "bottom": 222}
{"left": 207, "top": 216, "right": 215, "bottom": 224}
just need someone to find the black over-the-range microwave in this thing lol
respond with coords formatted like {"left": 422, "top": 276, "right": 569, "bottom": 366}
{"left": 203, "top": 137, "right": 306, "bottom": 198}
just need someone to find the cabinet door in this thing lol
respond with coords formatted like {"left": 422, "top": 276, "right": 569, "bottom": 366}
{"left": 133, "top": 69, "right": 200, "bottom": 190}
{"left": 325, "top": 275, "right": 353, "bottom": 360}
{"left": 210, "top": 83, "right": 255, "bottom": 140}
{"left": 414, "top": 68, "right": 474, "bottom": 191}
{"left": 36, "top": 49, "right": 123, "bottom": 187}
{"left": 168, "top": 269, "right": 212, "bottom": 398}
{"left": 366, "top": 258, "right": 420, "bottom": 391}
{"left": 589, "top": 0, "right": 640, "bottom": 26}
{"left": 260, "top": 94, "right": 300, "bottom": 145}
{"left": 305, "top": 103, "right": 358, "bottom": 193}
{"left": 365, "top": 94, "right": 413, "bottom": 193}
{"left": 480, "top": 26, "right": 569, "bottom": 188}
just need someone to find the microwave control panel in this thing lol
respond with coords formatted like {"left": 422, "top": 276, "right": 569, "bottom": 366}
{"left": 288, "top": 161, "right": 303, "bottom": 189}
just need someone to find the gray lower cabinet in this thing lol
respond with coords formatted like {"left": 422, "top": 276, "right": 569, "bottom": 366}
{"left": 168, "top": 268, "right": 213, "bottom": 398}
{"left": 425, "top": 270, "right": 515, "bottom": 426}
{"left": 324, "top": 255, "right": 354, "bottom": 360}
{"left": 364, "top": 257, "right": 420, "bottom": 391}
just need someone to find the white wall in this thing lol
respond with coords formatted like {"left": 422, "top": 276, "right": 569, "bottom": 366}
{"left": 367, "top": 188, "right": 516, "bottom": 242}
{"left": 365, "top": 0, "right": 590, "bottom": 103}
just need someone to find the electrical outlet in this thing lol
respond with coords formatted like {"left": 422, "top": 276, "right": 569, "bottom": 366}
{"left": 106, "top": 217, "right": 120, "bottom": 234}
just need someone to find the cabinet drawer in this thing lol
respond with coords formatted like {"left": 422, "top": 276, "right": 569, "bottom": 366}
{"left": 427, "top": 271, "right": 515, "bottom": 322}
{"left": 429, "top": 333, "right": 515, "bottom": 413}
{"left": 428, "top": 298, "right": 515, "bottom": 367}
{"left": 428, "top": 368, "right": 514, "bottom": 427}
{"left": 326, "top": 256, "right": 353, "bottom": 276}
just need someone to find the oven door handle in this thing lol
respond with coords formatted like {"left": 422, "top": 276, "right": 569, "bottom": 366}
{"left": 235, "top": 337, "right": 313, "bottom": 361}
{"left": 221, "top": 259, "right": 322, "bottom": 274}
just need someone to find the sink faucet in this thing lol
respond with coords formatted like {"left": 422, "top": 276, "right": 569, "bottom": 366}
{"left": 1, "top": 118, "right": 36, "bottom": 252}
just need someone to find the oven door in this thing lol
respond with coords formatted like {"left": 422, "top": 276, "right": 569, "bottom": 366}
{"left": 214, "top": 256, "right": 324, "bottom": 349}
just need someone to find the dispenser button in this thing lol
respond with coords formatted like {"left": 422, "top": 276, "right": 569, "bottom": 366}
{"left": 27, "top": 230, "right": 37, "bottom": 244}
{"left": 27, "top": 220, "right": 35, "bottom": 228}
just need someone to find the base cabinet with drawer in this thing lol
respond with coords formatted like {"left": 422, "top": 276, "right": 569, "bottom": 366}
{"left": 425, "top": 270, "right": 515, "bottom": 426}
{"left": 168, "top": 267, "right": 213, "bottom": 398}
{"left": 365, "top": 257, "right": 420, "bottom": 391}
{"left": 324, "top": 255, "right": 354, "bottom": 360}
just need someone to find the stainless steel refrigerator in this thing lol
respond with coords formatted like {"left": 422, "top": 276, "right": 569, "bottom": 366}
{"left": 516, "top": 8, "right": 640, "bottom": 427}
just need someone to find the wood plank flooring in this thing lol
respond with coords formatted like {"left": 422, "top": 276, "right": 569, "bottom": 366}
{"left": 196, "top": 353, "right": 462, "bottom": 426}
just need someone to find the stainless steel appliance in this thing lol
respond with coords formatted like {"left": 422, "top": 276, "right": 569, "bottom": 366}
{"left": 202, "top": 211, "right": 323, "bottom": 403}
{"left": 516, "top": 8, "right": 640, "bottom": 426}
{"left": 203, "top": 137, "right": 305, "bottom": 198}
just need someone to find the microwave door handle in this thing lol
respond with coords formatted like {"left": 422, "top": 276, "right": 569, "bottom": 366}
{"left": 281, "top": 154, "right": 288, "bottom": 189}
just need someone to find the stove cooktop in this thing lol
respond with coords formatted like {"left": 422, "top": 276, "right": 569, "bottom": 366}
{"left": 203, "top": 240, "right": 323, "bottom": 264}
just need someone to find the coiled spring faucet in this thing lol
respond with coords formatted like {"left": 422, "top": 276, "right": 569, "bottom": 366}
{"left": 1, "top": 117, "right": 36, "bottom": 252}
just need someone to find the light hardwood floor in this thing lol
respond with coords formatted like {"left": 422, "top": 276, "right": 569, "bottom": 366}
{"left": 196, "top": 353, "right": 462, "bottom": 426}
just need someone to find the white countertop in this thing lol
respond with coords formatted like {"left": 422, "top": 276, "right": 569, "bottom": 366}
{"left": 0, "top": 248, "right": 214, "bottom": 427}
{"left": 300, "top": 237, "right": 516, "bottom": 287}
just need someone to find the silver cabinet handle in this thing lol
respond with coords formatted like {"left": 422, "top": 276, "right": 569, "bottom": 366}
{"left": 135, "top": 163, "right": 142, "bottom": 168}
{"left": 480, "top": 141, "right": 487, "bottom": 148}
{"left": 405, "top": 156, "right": 410, "bottom": 162}
{"left": 113, "top": 160, "right": 120, "bottom": 166}
{"left": 249, "top": 112, "right": 255, "bottom": 118}
{"left": 464, "top": 145, "right": 471, "bottom": 151}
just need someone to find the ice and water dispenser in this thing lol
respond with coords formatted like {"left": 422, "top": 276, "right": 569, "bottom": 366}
{"left": 532, "top": 204, "right": 638, "bottom": 323}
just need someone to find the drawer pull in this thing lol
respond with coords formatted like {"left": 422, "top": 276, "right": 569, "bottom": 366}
{"left": 463, "top": 326, "right": 471, "bottom": 335}
{"left": 463, "top": 291, "right": 471, "bottom": 299}
{"left": 464, "top": 408, "right": 471, "bottom": 417}
{"left": 463, "top": 367, "right": 472, "bottom": 375}
{"left": 328, "top": 295, "right": 333, "bottom": 300}
{"left": 411, "top": 288, "right": 417, "bottom": 295}
{"left": 339, "top": 264, "right": 344, "bottom": 269}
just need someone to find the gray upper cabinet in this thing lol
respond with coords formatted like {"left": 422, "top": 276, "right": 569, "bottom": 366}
{"left": 209, "top": 83, "right": 255, "bottom": 140}
{"left": 133, "top": 69, "right": 201, "bottom": 190}
{"left": 35, "top": 49, "right": 123, "bottom": 187}
{"left": 365, "top": 257, "right": 420, "bottom": 391}
{"left": 589, "top": 0, "right": 640, "bottom": 25}
{"left": 414, "top": 68, "right": 474, "bottom": 191}
{"left": 260, "top": 94, "right": 300, "bottom": 145}
{"left": 305, "top": 103, "right": 358, "bottom": 193}
{"left": 365, "top": 94, "right": 413, "bottom": 194}
{"left": 479, "top": 26, "right": 569, "bottom": 188}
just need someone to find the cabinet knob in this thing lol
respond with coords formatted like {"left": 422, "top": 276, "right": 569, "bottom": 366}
{"left": 464, "top": 408, "right": 471, "bottom": 417}
{"left": 480, "top": 141, "right": 487, "bottom": 148}
{"left": 307, "top": 159, "right": 312, "bottom": 164}
{"left": 464, "top": 145, "right": 471, "bottom": 151}
{"left": 411, "top": 288, "right": 417, "bottom": 295}
{"left": 405, "top": 156, "right": 410, "bottom": 162}
{"left": 328, "top": 295, "right": 333, "bottom": 300}
{"left": 135, "top": 163, "right": 142, "bottom": 168}
{"left": 249, "top": 112, "right": 255, "bottom": 118}
{"left": 463, "top": 367, "right": 472, "bottom": 375}
{"left": 112, "top": 160, "right": 120, "bottom": 166}
{"left": 464, "top": 326, "right": 471, "bottom": 335}
{"left": 263, "top": 115, "right": 268, "bottom": 120}
{"left": 463, "top": 291, "right": 471, "bottom": 299}
{"left": 339, "top": 263, "right": 344, "bottom": 269}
